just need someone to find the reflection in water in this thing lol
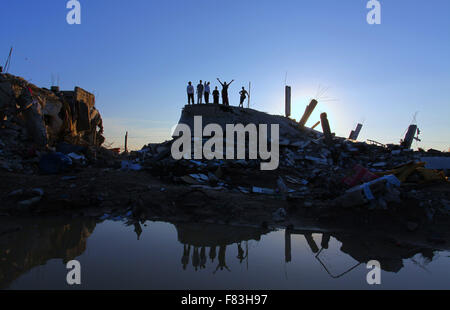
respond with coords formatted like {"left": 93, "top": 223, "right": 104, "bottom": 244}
{"left": 133, "top": 222, "right": 143, "bottom": 240}
{"left": 0, "top": 217, "right": 96, "bottom": 289}
{"left": 284, "top": 229, "right": 440, "bottom": 278}
{"left": 0, "top": 217, "right": 448, "bottom": 289}
{"left": 175, "top": 223, "right": 265, "bottom": 273}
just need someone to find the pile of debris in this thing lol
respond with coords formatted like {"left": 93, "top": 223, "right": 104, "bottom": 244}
{"left": 127, "top": 105, "right": 449, "bottom": 214}
{"left": 0, "top": 73, "right": 107, "bottom": 173}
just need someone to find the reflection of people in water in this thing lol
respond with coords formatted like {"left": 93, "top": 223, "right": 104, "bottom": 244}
{"left": 236, "top": 243, "right": 247, "bottom": 264}
{"left": 182, "top": 245, "right": 191, "bottom": 270}
{"left": 193, "top": 247, "right": 200, "bottom": 271}
{"left": 200, "top": 247, "right": 206, "bottom": 269}
{"left": 214, "top": 245, "right": 231, "bottom": 273}
{"left": 209, "top": 246, "right": 216, "bottom": 263}
{"left": 134, "top": 222, "right": 143, "bottom": 240}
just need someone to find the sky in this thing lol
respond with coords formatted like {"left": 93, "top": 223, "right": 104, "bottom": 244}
{"left": 1, "top": 0, "right": 449, "bottom": 151}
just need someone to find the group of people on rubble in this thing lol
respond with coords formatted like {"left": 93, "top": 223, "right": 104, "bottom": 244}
{"left": 186, "top": 78, "right": 249, "bottom": 108}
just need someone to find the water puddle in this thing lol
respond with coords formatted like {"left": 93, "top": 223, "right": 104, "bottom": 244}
{"left": 1, "top": 217, "right": 449, "bottom": 289}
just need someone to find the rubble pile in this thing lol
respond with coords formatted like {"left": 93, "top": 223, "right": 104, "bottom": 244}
{"left": 127, "top": 106, "right": 449, "bottom": 214}
{"left": 0, "top": 73, "right": 106, "bottom": 173}
{"left": 1, "top": 74, "right": 449, "bottom": 222}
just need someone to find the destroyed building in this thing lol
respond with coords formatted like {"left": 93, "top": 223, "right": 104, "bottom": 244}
{"left": 135, "top": 103, "right": 449, "bottom": 216}
{"left": 0, "top": 73, "right": 105, "bottom": 173}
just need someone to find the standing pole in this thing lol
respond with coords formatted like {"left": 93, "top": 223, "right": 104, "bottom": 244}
{"left": 285, "top": 86, "right": 291, "bottom": 118}
{"left": 299, "top": 99, "right": 318, "bottom": 127}
{"left": 320, "top": 113, "right": 333, "bottom": 146}
{"left": 401, "top": 125, "right": 418, "bottom": 149}
{"left": 124, "top": 131, "right": 128, "bottom": 153}
{"left": 247, "top": 82, "right": 251, "bottom": 109}
{"left": 4, "top": 47, "right": 13, "bottom": 73}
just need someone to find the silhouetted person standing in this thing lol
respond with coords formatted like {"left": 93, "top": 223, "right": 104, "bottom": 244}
{"left": 204, "top": 82, "right": 211, "bottom": 104}
{"left": 182, "top": 245, "right": 191, "bottom": 270}
{"left": 200, "top": 247, "right": 207, "bottom": 269}
{"left": 213, "top": 245, "right": 231, "bottom": 273}
{"left": 239, "top": 87, "right": 249, "bottom": 108}
{"left": 197, "top": 80, "right": 204, "bottom": 104}
{"left": 187, "top": 82, "right": 194, "bottom": 105}
{"left": 193, "top": 246, "right": 200, "bottom": 271}
{"left": 212, "top": 87, "right": 220, "bottom": 104}
{"left": 209, "top": 246, "right": 217, "bottom": 262}
{"left": 133, "top": 222, "right": 142, "bottom": 240}
{"left": 236, "top": 242, "right": 247, "bottom": 264}
{"left": 217, "top": 78, "right": 234, "bottom": 106}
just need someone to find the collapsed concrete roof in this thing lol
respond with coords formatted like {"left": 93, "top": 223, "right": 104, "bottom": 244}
{"left": 177, "top": 104, "right": 320, "bottom": 140}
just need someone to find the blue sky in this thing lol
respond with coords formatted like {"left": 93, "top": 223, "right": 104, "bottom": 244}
{"left": 2, "top": 0, "right": 449, "bottom": 150}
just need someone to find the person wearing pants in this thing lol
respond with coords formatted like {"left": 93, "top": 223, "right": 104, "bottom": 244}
{"left": 197, "top": 80, "right": 204, "bottom": 104}
{"left": 212, "top": 87, "right": 220, "bottom": 104}
{"left": 217, "top": 78, "right": 234, "bottom": 106}
{"left": 187, "top": 82, "right": 194, "bottom": 105}
{"left": 204, "top": 82, "right": 211, "bottom": 104}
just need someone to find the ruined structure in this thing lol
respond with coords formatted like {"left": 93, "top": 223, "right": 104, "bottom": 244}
{"left": 0, "top": 73, "right": 105, "bottom": 172}
{"left": 0, "top": 73, "right": 104, "bottom": 148}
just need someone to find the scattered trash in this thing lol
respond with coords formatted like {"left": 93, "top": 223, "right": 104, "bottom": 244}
{"left": 337, "top": 175, "right": 401, "bottom": 209}
{"left": 343, "top": 165, "right": 379, "bottom": 187}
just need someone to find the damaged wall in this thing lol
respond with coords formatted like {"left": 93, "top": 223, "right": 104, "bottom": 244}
{"left": 0, "top": 73, "right": 104, "bottom": 148}
{"left": 0, "top": 73, "right": 105, "bottom": 172}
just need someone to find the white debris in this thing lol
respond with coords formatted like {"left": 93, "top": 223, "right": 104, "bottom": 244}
{"left": 252, "top": 187, "right": 275, "bottom": 195}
